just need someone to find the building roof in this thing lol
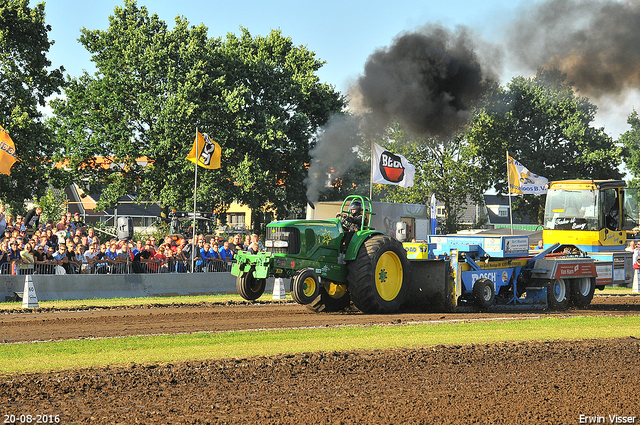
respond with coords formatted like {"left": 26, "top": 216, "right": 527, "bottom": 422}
{"left": 483, "top": 194, "right": 539, "bottom": 226}
{"left": 102, "top": 195, "right": 162, "bottom": 217}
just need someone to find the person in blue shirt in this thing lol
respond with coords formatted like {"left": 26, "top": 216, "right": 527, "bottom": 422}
{"left": 52, "top": 244, "right": 71, "bottom": 274}
{"left": 193, "top": 240, "right": 206, "bottom": 271}
{"left": 200, "top": 242, "right": 216, "bottom": 271}
{"left": 219, "top": 241, "right": 234, "bottom": 262}
{"left": 210, "top": 243, "right": 222, "bottom": 261}
{"left": 131, "top": 240, "right": 143, "bottom": 257}
{"left": 105, "top": 242, "right": 119, "bottom": 263}
{"left": 208, "top": 243, "right": 225, "bottom": 271}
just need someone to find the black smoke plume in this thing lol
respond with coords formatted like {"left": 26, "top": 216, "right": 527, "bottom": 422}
{"left": 306, "top": 0, "right": 640, "bottom": 203}
{"left": 351, "top": 24, "right": 499, "bottom": 137}
{"left": 507, "top": 0, "right": 640, "bottom": 98}
{"left": 306, "top": 25, "right": 498, "bottom": 203}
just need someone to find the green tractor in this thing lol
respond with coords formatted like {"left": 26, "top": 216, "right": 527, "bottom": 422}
{"left": 231, "top": 195, "right": 410, "bottom": 314}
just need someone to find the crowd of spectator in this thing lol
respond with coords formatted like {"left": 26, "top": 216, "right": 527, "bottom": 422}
{"left": 0, "top": 205, "right": 266, "bottom": 275}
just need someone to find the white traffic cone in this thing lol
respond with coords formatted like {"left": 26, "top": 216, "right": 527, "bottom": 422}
{"left": 22, "top": 275, "right": 39, "bottom": 308}
{"left": 272, "top": 278, "right": 287, "bottom": 300}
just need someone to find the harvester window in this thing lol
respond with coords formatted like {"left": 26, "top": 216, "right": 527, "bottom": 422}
{"left": 544, "top": 189, "right": 598, "bottom": 231}
{"left": 601, "top": 189, "right": 619, "bottom": 231}
{"left": 622, "top": 188, "right": 640, "bottom": 230}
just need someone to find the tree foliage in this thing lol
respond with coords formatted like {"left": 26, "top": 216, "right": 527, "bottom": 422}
{"left": 213, "top": 28, "right": 344, "bottom": 224}
{"left": 620, "top": 110, "right": 640, "bottom": 188}
{"left": 50, "top": 0, "right": 343, "bottom": 230}
{"left": 467, "top": 69, "right": 622, "bottom": 224}
{"left": 0, "top": 0, "right": 65, "bottom": 212}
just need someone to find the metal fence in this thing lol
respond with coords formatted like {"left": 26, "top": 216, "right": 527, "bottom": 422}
{"left": 0, "top": 259, "right": 234, "bottom": 275}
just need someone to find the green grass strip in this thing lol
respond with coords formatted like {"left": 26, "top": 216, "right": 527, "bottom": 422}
{"left": 1, "top": 315, "right": 639, "bottom": 376}
{"left": 0, "top": 294, "right": 278, "bottom": 310}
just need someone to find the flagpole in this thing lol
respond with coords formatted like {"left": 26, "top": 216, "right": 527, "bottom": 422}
{"left": 369, "top": 140, "right": 373, "bottom": 200}
{"left": 507, "top": 151, "right": 513, "bottom": 235}
{"left": 192, "top": 129, "right": 198, "bottom": 272}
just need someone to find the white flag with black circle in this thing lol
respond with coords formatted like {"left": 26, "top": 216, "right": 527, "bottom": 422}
{"left": 372, "top": 142, "right": 415, "bottom": 188}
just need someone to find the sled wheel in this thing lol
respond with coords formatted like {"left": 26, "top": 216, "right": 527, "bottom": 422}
{"left": 291, "top": 268, "right": 320, "bottom": 305}
{"left": 473, "top": 278, "right": 495, "bottom": 310}
{"left": 236, "top": 267, "right": 266, "bottom": 301}
{"left": 347, "top": 235, "right": 408, "bottom": 314}
{"left": 547, "top": 278, "right": 568, "bottom": 310}
{"left": 570, "top": 277, "right": 596, "bottom": 308}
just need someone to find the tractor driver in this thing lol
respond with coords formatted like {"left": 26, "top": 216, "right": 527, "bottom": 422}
{"left": 338, "top": 199, "right": 363, "bottom": 232}
{"left": 337, "top": 199, "right": 364, "bottom": 254}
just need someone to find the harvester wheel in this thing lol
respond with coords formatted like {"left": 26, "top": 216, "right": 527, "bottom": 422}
{"left": 291, "top": 268, "right": 321, "bottom": 305}
{"left": 347, "top": 234, "right": 408, "bottom": 314}
{"left": 547, "top": 278, "right": 568, "bottom": 310}
{"left": 236, "top": 267, "right": 266, "bottom": 301}
{"left": 307, "top": 285, "right": 351, "bottom": 313}
{"left": 473, "top": 278, "right": 495, "bottom": 310}
{"left": 570, "top": 277, "right": 596, "bottom": 308}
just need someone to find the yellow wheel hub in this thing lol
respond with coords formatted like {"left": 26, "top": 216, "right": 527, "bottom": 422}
{"left": 326, "top": 281, "right": 347, "bottom": 299}
{"left": 375, "top": 251, "right": 403, "bottom": 301}
{"left": 302, "top": 277, "right": 317, "bottom": 298}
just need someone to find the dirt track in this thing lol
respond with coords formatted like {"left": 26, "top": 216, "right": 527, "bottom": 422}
{"left": 2, "top": 295, "right": 640, "bottom": 424}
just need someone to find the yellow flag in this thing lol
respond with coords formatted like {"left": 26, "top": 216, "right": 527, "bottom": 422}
{"left": 507, "top": 154, "right": 548, "bottom": 195}
{"left": 0, "top": 124, "right": 18, "bottom": 175}
{"left": 186, "top": 131, "right": 221, "bottom": 169}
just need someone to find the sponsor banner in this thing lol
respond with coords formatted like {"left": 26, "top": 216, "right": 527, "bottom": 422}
{"left": 554, "top": 262, "right": 597, "bottom": 279}
{"left": 372, "top": 142, "right": 415, "bottom": 188}
{"left": 403, "top": 243, "right": 431, "bottom": 259}
{"left": 507, "top": 154, "right": 548, "bottom": 195}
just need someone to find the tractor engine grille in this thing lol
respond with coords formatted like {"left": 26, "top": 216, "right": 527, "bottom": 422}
{"left": 265, "top": 227, "right": 300, "bottom": 255}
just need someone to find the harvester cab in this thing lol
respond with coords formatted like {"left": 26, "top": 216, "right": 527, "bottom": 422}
{"left": 543, "top": 180, "right": 639, "bottom": 252}
{"left": 543, "top": 180, "right": 640, "bottom": 289}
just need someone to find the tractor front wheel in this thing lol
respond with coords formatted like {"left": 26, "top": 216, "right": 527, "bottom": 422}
{"left": 236, "top": 267, "right": 266, "bottom": 301}
{"left": 291, "top": 268, "right": 321, "bottom": 305}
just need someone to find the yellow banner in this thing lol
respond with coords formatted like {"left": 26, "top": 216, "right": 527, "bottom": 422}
{"left": 507, "top": 154, "right": 548, "bottom": 195}
{"left": 0, "top": 124, "right": 18, "bottom": 175}
{"left": 186, "top": 131, "right": 221, "bottom": 169}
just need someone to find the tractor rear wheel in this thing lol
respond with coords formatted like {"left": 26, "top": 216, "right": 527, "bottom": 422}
{"left": 307, "top": 283, "right": 351, "bottom": 313}
{"left": 547, "top": 278, "right": 568, "bottom": 310}
{"left": 291, "top": 268, "right": 320, "bottom": 305}
{"left": 236, "top": 267, "right": 266, "bottom": 301}
{"left": 347, "top": 235, "right": 409, "bottom": 314}
{"left": 570, "top": 277, "right": 596, "bottom": 308}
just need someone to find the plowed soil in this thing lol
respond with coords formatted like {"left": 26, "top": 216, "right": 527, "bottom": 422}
{"left": 2, "top": 295, "right": 640, "bottom": 424}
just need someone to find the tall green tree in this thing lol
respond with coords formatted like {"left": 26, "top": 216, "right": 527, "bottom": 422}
{"left": 50, "top": 1, "right": 222, "bottom": 220}
{"left": 212, "top": 28, "right": 344, "bottom": 227}
{"left": 50, "top": 1, "right": 343, "bottom": 232}
{"left": 0, "top": 0, "right": 65, "bottom": 212}
{"left": 467, "top": 69, "right": 622, "bottom": 224}
{"left": 620, "top": 109, "right": 640, "bottom": 188}
{"left": 376, "top": 124, "right": 489, "bottom": 234}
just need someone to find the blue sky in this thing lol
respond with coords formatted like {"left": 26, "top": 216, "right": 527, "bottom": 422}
{"left": 43, "top": 0, "right": 637, "bottom": 137}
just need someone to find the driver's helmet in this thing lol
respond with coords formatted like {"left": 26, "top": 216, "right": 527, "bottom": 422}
{"left": 349, "top": 199, "right": 363, "bottom": 216}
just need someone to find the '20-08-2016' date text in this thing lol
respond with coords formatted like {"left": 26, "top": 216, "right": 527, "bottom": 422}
{"left": 4, "top": 415, "right": 60, "bottom": 424}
